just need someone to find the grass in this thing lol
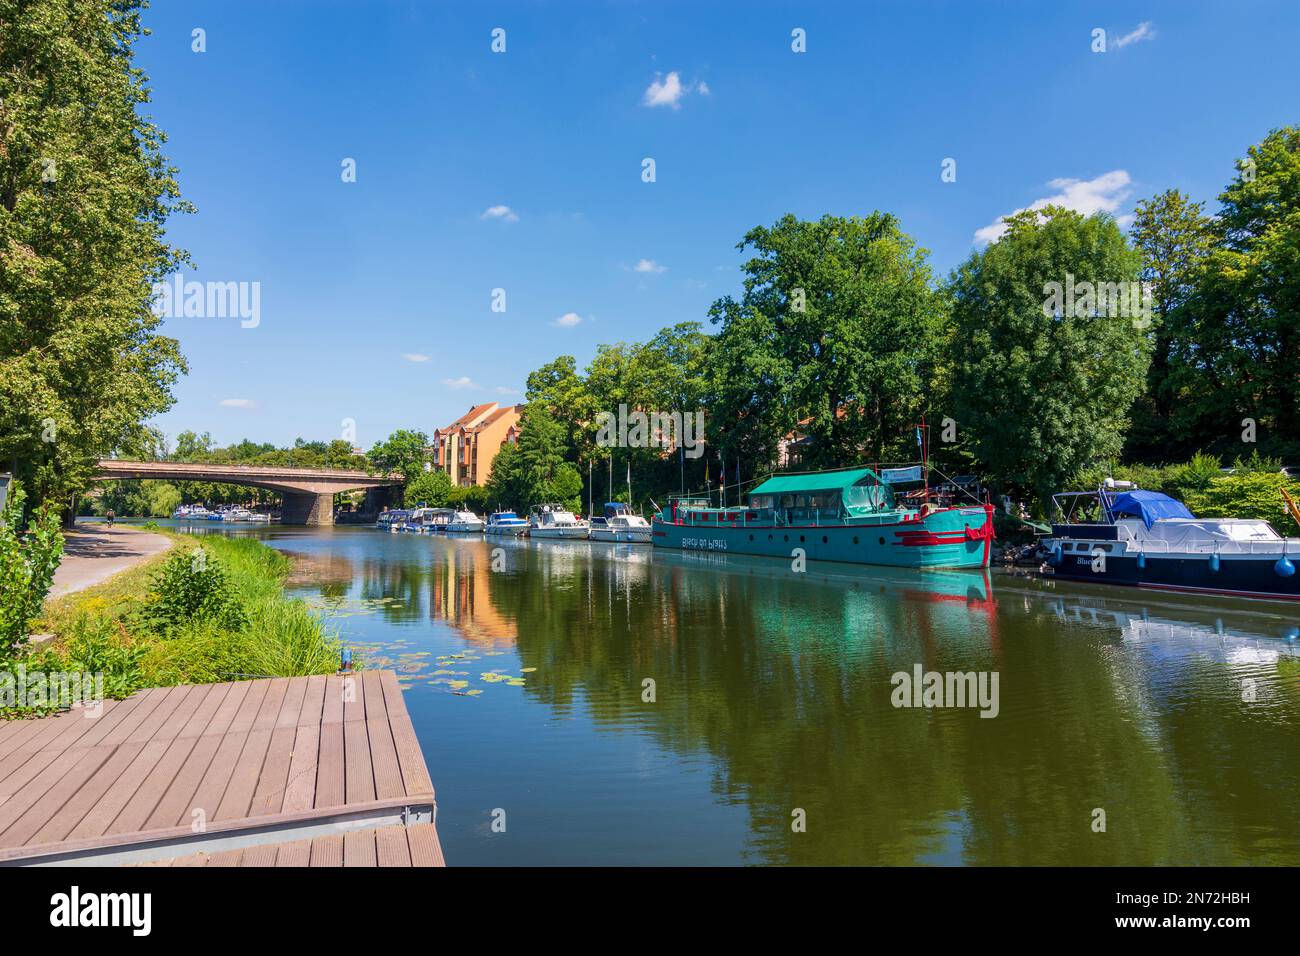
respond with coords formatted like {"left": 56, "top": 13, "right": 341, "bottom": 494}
{"left": 5, "top": 531, "right": 341, "bottom": 716}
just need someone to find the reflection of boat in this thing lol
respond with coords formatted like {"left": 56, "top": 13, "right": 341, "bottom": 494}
{"left": 1046, "top": 481, "right": 1300, "bottom": 601}
{"left": 446, "top": 510, "right": 485, "bottom": 533}
{"left": 485, "top": 511, "right": 529, "bottom": 536}
{"left": 589, "top": 502, "right": 652, "bottom": 543}
{"left": 529, "top": 503, "right": 589, "bottom": 539}
{"left": 652, "top": 465, "right": 993, "bottom": 569}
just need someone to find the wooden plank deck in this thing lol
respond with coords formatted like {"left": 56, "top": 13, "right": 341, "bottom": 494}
{"left": 0, "top": 670, "right": 442, "bottom": 867}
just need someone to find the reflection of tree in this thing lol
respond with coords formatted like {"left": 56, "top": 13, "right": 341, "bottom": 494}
{"left": 288, "top": 534, "right": 1300, "bottom": 864}
{"left": 483, "top": 550, "right": 1300, "bottom": 865}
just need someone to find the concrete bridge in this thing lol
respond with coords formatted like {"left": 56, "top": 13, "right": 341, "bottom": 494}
{"left": 94, "top": 460, "right": 403, "bottom": 525}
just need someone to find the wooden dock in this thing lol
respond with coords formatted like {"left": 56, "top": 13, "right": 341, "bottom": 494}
{"left": 0, "top": 670, "right": 444, "bottom": 867}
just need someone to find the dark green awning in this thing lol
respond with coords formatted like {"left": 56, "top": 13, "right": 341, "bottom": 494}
{"left": 748, "top": 467, "right": 879, "bottom": 497}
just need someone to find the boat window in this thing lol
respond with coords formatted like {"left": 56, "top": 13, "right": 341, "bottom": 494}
{"left": 781, "top": 494, "right": 795, "bottom": 509}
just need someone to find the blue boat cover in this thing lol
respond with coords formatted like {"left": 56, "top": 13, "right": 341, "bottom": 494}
{"left": 1106, "top": 490, "right": 1195, "bottom": 528}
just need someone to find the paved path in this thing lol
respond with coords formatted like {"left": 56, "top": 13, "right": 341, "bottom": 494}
{"left": 48, "top": 523, "right": 174, "bottom": 599}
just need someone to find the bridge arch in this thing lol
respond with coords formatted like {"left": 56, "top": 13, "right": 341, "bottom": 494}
{"left": 93, "top": 460, "right": 403, "bottom": 525}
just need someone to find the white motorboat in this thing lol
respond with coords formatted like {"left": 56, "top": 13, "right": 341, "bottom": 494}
{"left": 1044, "top": 480, "right": 1300, "bottom": 600}
{"left": 529, "top": 503, "right": 589, "bottom": 539}
{"left": 446, "top": 509, "right": 485, "bottom": 533}
{"left": 485, "top": 511, "right": 529, "bottom": 536}
{"left": 588, "top": 502, "right": 652, "bottom": 543}
{"left": 403, "top": 507, "right": 450, "bottom": 533}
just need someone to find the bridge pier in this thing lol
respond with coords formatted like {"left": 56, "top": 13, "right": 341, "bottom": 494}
{"left": 281, "top": 491, "right": 335, "bottom": 526}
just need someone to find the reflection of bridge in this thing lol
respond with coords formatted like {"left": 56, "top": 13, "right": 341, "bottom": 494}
{"left": 94, "top": 460, "right": 402, "bottom": 525}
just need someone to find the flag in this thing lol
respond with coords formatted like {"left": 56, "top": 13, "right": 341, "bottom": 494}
{"left": 915, "top": 427, "right": 923, "bottom": 449}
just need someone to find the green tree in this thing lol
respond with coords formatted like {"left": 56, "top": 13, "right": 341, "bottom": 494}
{"left": 0, "top": 0, "right": 190, "bottom": 516}
{"left": 708, "top": 213, "right": 946, "bottom": 473}
{"left": 0, "top": 481, "right": 64, "bottom": 657}
{"left": 1127, "top": 190, "right": 1213, "bottom": 459}
{"left": 367, "top": 429, "right": 428, "bottom": 478}
{"left": 404, "top": 468, "right": 451, "bottom": 507}
{"left": 526, "top": 356, "right": 597, "bottom": 461}
{"left": 1175, "top": 127, "right": 1300, "bottom": 460}
{"left": 484, "top": 441, "right": 529, "bottom": 513}
{"left": 948, "top": 207, "right": 1150, "bottom": 505}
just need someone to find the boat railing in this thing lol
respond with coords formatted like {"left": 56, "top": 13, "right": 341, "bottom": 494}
{"left": 1066, "top": 529, "right": 1293, "bottom": 555}
{"left": 1123, "top": 538, "right": 1292, "bottom": 555}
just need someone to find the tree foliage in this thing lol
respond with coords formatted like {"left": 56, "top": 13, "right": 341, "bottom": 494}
{"left": 1169, "top": 127, "right": 1300, "bottom": 461}
{"left": 0, "top": 0, "right": 190, "bottom": 513}
{"left": 708, "top": 213, "right": 945, "bottom": 471}
{"left": 0, "top": 481, "right": 64, "bottom": 656}
{"left": 949, "top": 207, "right": 1150, "bottom": 504}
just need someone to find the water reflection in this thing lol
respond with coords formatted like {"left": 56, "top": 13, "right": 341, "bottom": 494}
{"left": 261, "top": 527, "right": 1300, "bottom": 864}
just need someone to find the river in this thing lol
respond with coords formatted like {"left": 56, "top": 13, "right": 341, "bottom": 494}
{"left": 159, "top": 520, "right": 1300, "bottom": 865}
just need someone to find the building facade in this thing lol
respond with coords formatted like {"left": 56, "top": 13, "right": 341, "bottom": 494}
{"left": 429, "top": 403, "right": 523, "bottom": 487}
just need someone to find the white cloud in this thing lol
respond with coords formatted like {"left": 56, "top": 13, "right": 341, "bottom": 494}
{"left": 219, "top": 398, "right": 255, "bottom": 409}
{"left": 494, "top": 386, "right": 519, "bottom": 395}
{"left": 632, "top": 258, "right": 667, "bottom": 274}
{"left": 1114, "top": 22, "right": 1155, "bottom": 48}
{"left": 974, "top": 170, "right": 1133, "bottom": 244}
{"left": 553, "top": 312, "right": 582, "bottom": 327}
{"left": 442, "top": 376, "right": 480, "bottom": 390}
{"left": 641, "top": 72, "right": 708, "bottom": 109}
{"left": 480, "top": 204, "right": 519, "bottom": 222}
{"left": 402, "top": 353, "right": 431, "bottom": 363}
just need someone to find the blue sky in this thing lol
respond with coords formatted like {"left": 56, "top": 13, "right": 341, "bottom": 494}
{"left": 137, "top": 0, "right": 1300, "bottom": 449}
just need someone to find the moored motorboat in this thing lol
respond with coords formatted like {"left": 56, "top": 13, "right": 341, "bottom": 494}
{"left": 528, "top": 503, "right": 589, "bottom": 539}
{"left": 588, "top": 502, "right": 652, "bottom": 543}
{"left": 651, "top": 464, "right": 993, "bottom": 569}
{"left": 485, "top": 511, "right": 529, "bottom": 536}
{"left": 1044, "top": 480, "right": 1300, "bottom": 600}
{"left": 376, "top": 509, "right": 410, "bottom": 532}
{"left": 446, "top": 509, "right": 486, "bottom": 533}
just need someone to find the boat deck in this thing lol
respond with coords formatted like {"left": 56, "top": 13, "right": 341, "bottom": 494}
{"left": 0, "top": 670, "right": 442, "bottom": 867}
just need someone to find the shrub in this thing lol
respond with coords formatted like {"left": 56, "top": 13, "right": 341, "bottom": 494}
{"left": 1184, "top": 472, "right": 1300, "bottom": 536}
{"left": 140, "top": 546, "right": 247, "bottom": 634}
{"left": 0, "top": 482, "right": 64, "bottom": 659}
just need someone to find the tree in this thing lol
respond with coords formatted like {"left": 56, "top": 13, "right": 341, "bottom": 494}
{"left": 404, "top": 468, "right": 451, "bottom": 507}
{"left": 526, "top": 356, "right": 597, "bottom": 461}
{"left": 948, "top": 207, "right": 1150, "bottom": 505}
{"left": 484, "top": 441, "right": 529, "bottom": 513}
{"left": 708, "top": 213, "right": 946, "bottom": 473}
{"left": 0, "top": 0, "right": 190, "bottom": 517}
{"left": 0, "top": 481, "right": 63, "bottom": 657}
{"left": 483, "top": 407, "right": 582, "bottom": 513}
{"left": 1174, "top": 127, "right": 1300, "bottom": 460}
{"left": 367, "top": 429, "right": 428, "bottom": 478}
{"left": 1126, "top": 190, "right": 1213, "bottom": 459}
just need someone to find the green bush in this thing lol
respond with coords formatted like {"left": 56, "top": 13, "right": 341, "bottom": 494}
{"left": 0, "top": 482, "right": 64, "bottom": 659}
{"left": 1068, "top": 453, "right": 1300, "bottom": 534}
{"left": 140, "top": 546, "right": 247, "bottom": 633}
{"left": 1185, "top": 472, "right": 1300, "bottom": 536}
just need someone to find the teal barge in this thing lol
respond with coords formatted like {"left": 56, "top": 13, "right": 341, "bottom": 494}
{"left": 651, "top": 465, "right": 994, "bottom": 570}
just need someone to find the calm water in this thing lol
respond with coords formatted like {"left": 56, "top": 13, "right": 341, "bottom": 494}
{"left": 156, "top": 520, "right": 1300, "bottom": 865}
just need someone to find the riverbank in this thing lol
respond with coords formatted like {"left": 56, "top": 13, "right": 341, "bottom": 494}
{"left": 4, "top": 530, "right": 341, "bottom": 716}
